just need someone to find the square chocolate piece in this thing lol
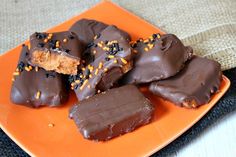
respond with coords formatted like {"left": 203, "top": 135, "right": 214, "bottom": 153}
{"left": 149, "top": 56, "right": 222, "bottom": 108}
{"left": 69, "top": 85, "right": 154, "bottom": 141}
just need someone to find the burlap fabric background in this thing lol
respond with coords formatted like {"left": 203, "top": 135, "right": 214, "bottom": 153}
{"left": 0, "top": 0, "right": 235, "bottom": 156}
{"left": 0, "top": 0, "right": 235, "bottom": 70}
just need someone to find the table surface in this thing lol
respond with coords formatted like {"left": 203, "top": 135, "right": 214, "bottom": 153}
{"left": 0, "top": 0, "right": 235, "bottom": 156}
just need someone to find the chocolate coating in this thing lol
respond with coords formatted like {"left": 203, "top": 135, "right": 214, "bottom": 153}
{"left": 69, "top": 85, "right": 154, "bottom": 141}
{"left": 149, "top": 56, "right": 222, "bottom": 108}
{"left": 69, "top": 18, "right": 108, "bottom": 47}
{"left": 28, "top": 31, "right": 83, "bottom": 75}
{"left": 122, "top": 34, "right": 193, "bottom": 84}
{"left": 69, "top": 26, "right": 133, "bottom": 101}
{"left": 10, "top": 45, "right": 69, "bottom": 108}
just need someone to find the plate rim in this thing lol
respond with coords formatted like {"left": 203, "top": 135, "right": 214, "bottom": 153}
{"left": 0, "top": 1, "right": 231, "bottom": 156}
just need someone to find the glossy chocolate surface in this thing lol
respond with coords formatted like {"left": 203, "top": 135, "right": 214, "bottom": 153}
{"left": 149, "top": 56, "right": 222, "bottom": 108}
{"left": 10, "top": 45, "right": 69, "bottom": 108}
{"left": 69, "top": 26, "right": 133, "bottom": 101}
{"left": 122, "top": 34, "right": 193, "bottom": 84}
{"left": 69, "top": 85, "right": 154, "bottom": 141}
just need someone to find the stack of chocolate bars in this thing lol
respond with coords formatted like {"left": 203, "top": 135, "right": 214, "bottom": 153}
{"left": 10, "top": 19, "right": 222, "bottom": 141}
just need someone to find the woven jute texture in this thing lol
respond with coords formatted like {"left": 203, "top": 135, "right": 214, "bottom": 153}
{"left": 0, "top": 0, "right": 235, "bottom": 70}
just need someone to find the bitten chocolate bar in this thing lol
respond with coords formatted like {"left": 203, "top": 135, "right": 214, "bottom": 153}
{"left": 69, "top": 85, "right": 154, "bottom": 141}
{"left": 149, "top": 56, "right": 222, "bottom": 108}
{"left": 10, "top": 45, "right": 68, "bottom": 108}
{"left": 69, "top": 26, "right": 133, "bottom": 101}
{"left": 122, "top": 34, "right": 193, "bottom": 84}
{"left": 28, "top": 31, "right": 83, "bottom": 75}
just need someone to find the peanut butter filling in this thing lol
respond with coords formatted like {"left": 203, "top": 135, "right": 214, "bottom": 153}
{"left": 30, "top": 50, "right": 80, "bottom": 75}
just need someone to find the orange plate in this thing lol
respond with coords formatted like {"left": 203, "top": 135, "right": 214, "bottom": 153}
{"left": 0, "top": 1, "right": 230, "bottom": 157}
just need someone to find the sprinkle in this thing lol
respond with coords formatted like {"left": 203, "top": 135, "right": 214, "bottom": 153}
{"left": 63, "top": 38, "right": 68, "bottom": 43}
{"left": 88, "top": 65, "right": 94, "bottom": 72}
{"left": 104, "top": 68, "right": 108, "bottom": 72}
{"left": 75, "top": 80, "right": 80, "bottom": 84}
{"left": 97, "top": 90, "right": 101, "bottom": 94}
{"left": 95, "top": 69, "right": 99, "bottom": 75}
{"left": 63, "top": 49, "right": 70, "bottom": 54}
{"left": 35, "top": 32, "right": 46, "bottom": 39}
{"left": 45, "top": 72, "right": 56, "bottom": 78}
{"left": 143, "top": 39, "right": 149, "bottom": 43}
{"left": 87, "top": 42, "right": 94, "bottom": 48}
{"left": 48, "top": 123, "right": 54, "bottom": 127}
{"left": 108, "top": 55, "right": 115, "bottom": 59}
{"left": 16, "top": 68, "right": 19, "bottom": 72}
{"left": 12, "top": 78, "right": 15, "bottom": 82}
{"left": 113, "top": 59, "right": 118, "bottom": 64}
{"left": 68, "top": 35, "right": 74, "bottom": 39}
{"left": 87, "top": 85, "right": 91, "bottom": 89}
{"left": 144, "top": 47, "right": 149, "bottom": 52}
{"left": 47, "top": 33, "right": 53, "bottom": 39}
{"left": 28, "top": 44, "right": 31, "bottom": 49}
{"left": 137, "top": 38, "right": 143, "bottom": 42}
{"left": 98, "top": 62, "right": 103, "bottom": 69}
{"left": 25, "top": 66, "right": 30, "bottom": 71}
{"left": 147, "top": 44, "right": 154, "bottom": 49}
{"left": 93, "top": 50, "right": 96, "bottom": 54}
{"left": 38, "top": 43, "right": 45, "bottom": 48}
{"left": 94, "top": 33, "right": 101, "bottom": 39}
{"left": 94, "top": 35, "right": 98, "bottom": 39}
{"left": 120, "top": 58, "right": 128, "bottom": 64}
{"left": 56, "top": 41, "right": 60, "bottom": 48}
{"left": 133, "top": 49, "right": 138, "bottom": 53}
{"left": 103, "top": 47, "right": 109, "bottom": 51}
{"left": 97, "top": 43, "right": 103, "bottom": 48}
{"left": 29, "top": 66, "right": 33, "bottom": 70}
{"left": 131, "top": 43, "right": 137, "bottom": 48}
{"left": 157, "top": 34, "right": 161, "bottom": 39}
{"left": 152, "top": 34, "right": 157, "bottom": 39}
{"left": 13, "top": 71, "right": 20, "bottom": 76}
{"left": 44, "top": 38, "right": 48, "bottom": 43}
{"left": 71, "top": 82, "right": 75, "bottom": 87}
{"left": 149, "top": 36, "right": 154, "bottom": 40}
{"left": 105, "top": 57, "right": 110, "bottom": 61}
{"left": 82, "top": 67, "right": 85, "bottom": 71}
{"left": 35, "top": 66, "right": 39, "bottom": 72}
{"left": 80, "top": 79, "right": 88, "bottom": 90}
{"left": 35, "top": 91, "right": 41, "bottom": 99}
{"left": 89, "top": 74, "right": 92, "bottom": 78}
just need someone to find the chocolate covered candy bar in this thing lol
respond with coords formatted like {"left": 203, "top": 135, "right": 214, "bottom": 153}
{"left": 149, "top": 56, "right": 222, "bottom": 108}
{"left": 10, "top": 45, "right": 69, "bottom": 108}
{"left": 69, "top": 26, "right": 133, "bottom": 101}
{"left": 69, "top": 85, "right": 154, "bottom": 141}
{"left": 69, "top": 18, "right": 108, "bottom": 47}
{"left": 28, "top": 31, "right": 83, "bottom": 75}
{"left": 122, "top": 34, "right": 193, "bottom": 84}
